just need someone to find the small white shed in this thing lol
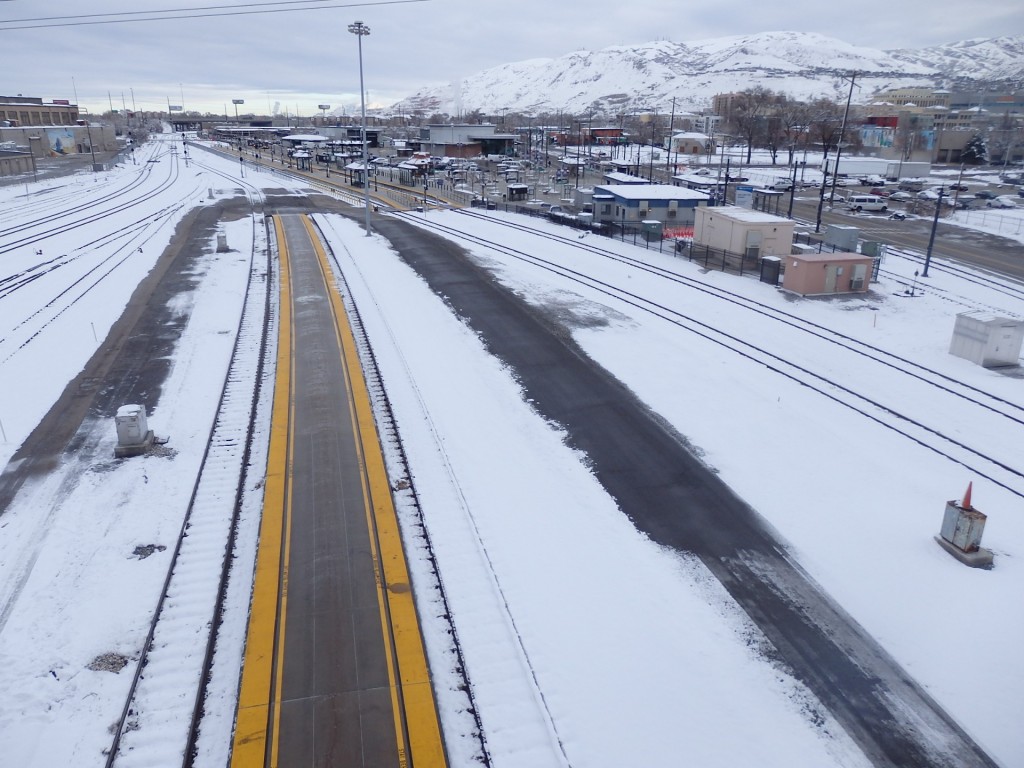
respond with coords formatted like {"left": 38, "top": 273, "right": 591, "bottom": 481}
{"left": 949, "top": 311, "right": 1024, "bottom": 368}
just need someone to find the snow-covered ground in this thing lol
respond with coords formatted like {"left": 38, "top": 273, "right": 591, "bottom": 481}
{"left": 0, "top": 138, "right": 1022, "bottom": 767}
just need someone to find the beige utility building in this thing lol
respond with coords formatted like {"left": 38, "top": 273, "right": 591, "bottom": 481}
{"left": 782, "top": 252, "right": 875, "bottom": 296}
{"left": 693, "top": 206, "right": 795, "bottom": 260}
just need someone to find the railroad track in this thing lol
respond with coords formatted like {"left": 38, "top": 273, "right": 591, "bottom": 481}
{"left": 0, "top": 142, "right": 178, "bottom": 252}
{"left": 391, "top": 208, "right": 1024, "bottom": 500}
{"left": 105, "top": 209, "right": 274, "bottom": 768}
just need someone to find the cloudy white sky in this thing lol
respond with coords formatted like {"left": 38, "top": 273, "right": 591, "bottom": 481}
{"left": 2, "top": 0, "right": 1022, "bottom": 116}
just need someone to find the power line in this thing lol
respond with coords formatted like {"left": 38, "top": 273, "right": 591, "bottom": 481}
{"left": 0, "top": 0, "right": 427, "bottom": 31}
{"left": 2, "top": 0, "right": 366, "bottom": 23}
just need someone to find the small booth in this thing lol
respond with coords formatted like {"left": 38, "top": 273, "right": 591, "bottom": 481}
{"left": 507, "top": 183, "right": 529, "bottom": 202}
{"left": 292, "top": 150, "right": 312, "bottom": 172}
{"left": 344, "top": 160, "right": 371, "bottom": 187}
{"left": 752, "top": 188, "right": 785, "bottom": 215}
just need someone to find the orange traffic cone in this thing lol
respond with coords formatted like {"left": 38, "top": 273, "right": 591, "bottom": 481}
{"left": 961, "top": 482, "right": 973, "bottom": 510}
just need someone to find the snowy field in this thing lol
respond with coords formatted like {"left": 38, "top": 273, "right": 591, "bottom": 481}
{"left": 0, "top": 138, "right": 1022, "bottom": 767}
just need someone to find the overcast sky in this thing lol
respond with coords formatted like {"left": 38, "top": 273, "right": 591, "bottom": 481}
{"left": 2, "top": 0, "right": 1022, "bottom": 117}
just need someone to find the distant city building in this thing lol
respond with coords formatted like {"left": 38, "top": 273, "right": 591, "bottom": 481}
{"left": 873, "top": 88, "right": 952, "bottom": 109}
{"left": 0, "top": 95, "right": 80, "bottom": 127}
{"left": 667, "top": 131, "right": 714, "bottom": 156}
{"left": 420, "top": 123, "right": 516, "bottom": 158}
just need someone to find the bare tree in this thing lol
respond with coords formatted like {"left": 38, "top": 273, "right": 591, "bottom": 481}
{"left": 776, "top": 97, "right": 815, "bottom": 166}
{"left": 726, "top": 87, "right": 775, "bottom": 163}
{"left": 986, "top": 109, "right": 1024, "bottom": 167}
{"left": 761, "top": 91, "right": 794, "bottom": 164}
{"left": 807, "top": 97, "right": 844, "bottom": 156}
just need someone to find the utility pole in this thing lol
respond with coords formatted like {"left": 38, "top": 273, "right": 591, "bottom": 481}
{"left": 665, "top": 97, "right": 676, "bottom": 179}
{"left": 922, "top": 187, "right": 944, "bottom": 277}
{"left": 787, "top": 160, "right": 798, "bottom": 219}
{"left": 648, "top": 109, "right": 658, "bottom": 181}
{"left": 951, "top": 163, "right": 965, "bottom": 208}
{"left": 815, "top": 138, "right": 831, "bottom": 233}
{"left": 828, "top": 72, "right": 859, "bottom": 207}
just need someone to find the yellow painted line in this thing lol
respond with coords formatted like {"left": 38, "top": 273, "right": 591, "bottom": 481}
{"left": 230, "top": 216, "right": 295, "bottom": 768}
{"left": 303, "top": 215, "right": 448, "bottom": 768}
{"left": 268, "top": 229, "right": 298, "bottom": 768}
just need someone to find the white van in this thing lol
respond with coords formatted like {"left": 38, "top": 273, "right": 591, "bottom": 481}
{"left": 844, "top": 194, "right": 888, "bottom": 212}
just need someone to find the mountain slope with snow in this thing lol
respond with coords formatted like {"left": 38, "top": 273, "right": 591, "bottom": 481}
{"left": 395, "top": 31, "right": 1024, "bottom": 116}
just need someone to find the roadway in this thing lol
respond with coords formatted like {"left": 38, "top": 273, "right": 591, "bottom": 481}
{"left": 788, "top": 191, "right": 1024, "bottom": 280}
{"left": 230, "top": 213, "right": 445, "bottom": 768}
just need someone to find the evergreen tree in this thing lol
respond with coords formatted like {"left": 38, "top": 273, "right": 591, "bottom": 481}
{"left": 961, "top": 134, "right": 987, "bottom": 165}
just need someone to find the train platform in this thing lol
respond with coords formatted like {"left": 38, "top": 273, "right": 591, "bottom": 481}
{"left": 230, "top": 213, "right": 446, "bottom": 767}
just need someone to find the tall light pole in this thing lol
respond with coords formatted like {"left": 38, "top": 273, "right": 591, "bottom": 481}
{"left": 349, "top": 20, "right": 372, "bottom": 236}
{"left": 232, "top": 99, "right": 245, "bottom": 154}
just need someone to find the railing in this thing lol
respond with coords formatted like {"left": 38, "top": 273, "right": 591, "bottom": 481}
{"left": 675, "top": 241, "right": 760, "bottom": 275}
{"left": 947, "top": 207, "right": 1024, "bottom": 236}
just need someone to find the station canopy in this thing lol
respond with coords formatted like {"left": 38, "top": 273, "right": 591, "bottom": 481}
{"left": 281, "top": 134, "right": 328, "bottom": 143}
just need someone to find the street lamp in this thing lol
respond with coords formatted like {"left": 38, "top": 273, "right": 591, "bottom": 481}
{"left": 348, "top": 20, "right": 372, "bottom": 236}
{"left": 232, "top": 99, "right": 245, "bottom": 155}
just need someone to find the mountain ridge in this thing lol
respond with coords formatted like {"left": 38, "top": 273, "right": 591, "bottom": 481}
{"left": 392, "top": 31, "right": 1024, "bottom": 117}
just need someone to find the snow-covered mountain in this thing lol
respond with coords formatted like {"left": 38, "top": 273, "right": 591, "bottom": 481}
{"left": 394, "top": 31, "right": 1024, "bottom": 117}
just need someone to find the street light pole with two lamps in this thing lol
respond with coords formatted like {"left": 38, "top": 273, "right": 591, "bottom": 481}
{"left": 232, "top": 99, "right": 245, "bottom": 153}
{"left": 348, "top": 20, "right": 372, "bottom": 236}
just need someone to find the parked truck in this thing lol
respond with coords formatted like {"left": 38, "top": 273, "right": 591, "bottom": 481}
{"left": 824, "top": 157, "right": 931, "bottom": 181}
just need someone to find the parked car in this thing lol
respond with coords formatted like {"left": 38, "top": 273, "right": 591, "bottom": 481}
{"left": 975, "top": 189, "right": 997, "bottom": 200}
{"left": 954, "top": 195, "right": 978, "bottom": 209}
{"left": 1018, "top": 186, "right": 1024, "bottom": 198}
{"left": 858, "top": 174, "right": 886, "bottom": 186}
{"left": 898, "top": 178, "right": 926, "bottom": 192}
{"left": 869, "top": 187, "right": 890, "bottom": 197}
{"left": 987, "top": 196, "right": 1019, "bottom": 209}
{"left": 917, "top": 189, "right": 943, "bottom": 200}
{"left": 768, "top": 178, "right": 794, "bottom": 191}
{"left": 948, "top": 183, "right": 968, "bottom": 192}
{"left": 888, "top": 191, "right": 914, "bottom": 201}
